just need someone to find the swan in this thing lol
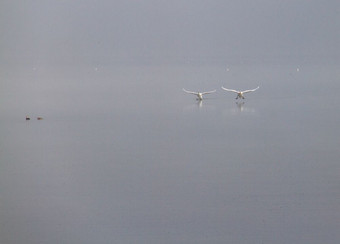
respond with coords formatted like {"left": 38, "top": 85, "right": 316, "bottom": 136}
{"left": 221, "top": 86, "right": 259, "bottom": 99}
{"left": 183, "top": 88, "right": 216, "bottom": 100}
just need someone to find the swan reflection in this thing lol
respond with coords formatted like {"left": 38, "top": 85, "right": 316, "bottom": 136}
{"left": 222, "top": 102, "right": 256, "bottom": 115}
{"left": 232, "top": 101, "right": 256, "bottom": 113}
{"left": 236, "top": 101, "right": 245, "bottom": 111}
{"left": 183, "top": 99, "right": 216, "bottom": 112}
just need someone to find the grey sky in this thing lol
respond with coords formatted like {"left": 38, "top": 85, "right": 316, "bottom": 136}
{"left": 1, "top": 0, "right": 339, "bottom": 64}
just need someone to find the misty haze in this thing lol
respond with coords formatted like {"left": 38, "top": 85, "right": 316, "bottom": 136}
{"left": 1, "top": 1, "right": 339, "bottom": 244}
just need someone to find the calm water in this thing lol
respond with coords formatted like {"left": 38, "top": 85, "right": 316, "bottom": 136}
{"left": 1, "top": 62, "right": 339, "bottom": 244}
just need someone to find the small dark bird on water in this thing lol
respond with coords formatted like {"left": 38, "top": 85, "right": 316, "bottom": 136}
{"left": 37, "top": 117, "right": 43, "bottom": 120}
{"left": 26, "top": 116, "right": 30, "bottom": 120}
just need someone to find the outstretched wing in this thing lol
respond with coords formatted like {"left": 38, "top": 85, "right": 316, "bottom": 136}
{"left": 221, "top": 87, "right": 239, "bottom": 93}
{"left": 201, "top": 90, "right": 216, "bottom": 95}
{"left": 242, "top": 86, "right": 259, "bottom": 94}
{"left": 183, "top": 88, "right": 198, "bottom": 95}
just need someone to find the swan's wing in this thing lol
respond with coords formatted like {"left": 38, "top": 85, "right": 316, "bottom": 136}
{"left": 221, "top": 87, "right": 239, "bottom": 93}
{"left": 183, "top": 88, "right": 198, "bottom": 95}
{"left": 201, "top": 90, "right": 216, "bottom": 95}
{"left": 242, "top": 86, "right": 259, "bottom": 94}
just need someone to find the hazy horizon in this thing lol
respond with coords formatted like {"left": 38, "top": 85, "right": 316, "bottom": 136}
{"left": 1, "top": 0, "right": 339, "bottom": 65}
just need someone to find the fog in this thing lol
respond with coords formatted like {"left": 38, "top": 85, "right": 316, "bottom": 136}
{"left": 1, "top": 1, "right": 340, "bottom": 244}
{"left": 1, "top": 0, "right": 339, "bottom": 65}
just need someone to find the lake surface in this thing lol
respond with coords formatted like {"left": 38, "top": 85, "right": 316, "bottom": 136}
{"left": 1, "top": 61, "right": 339, "bottom": 244}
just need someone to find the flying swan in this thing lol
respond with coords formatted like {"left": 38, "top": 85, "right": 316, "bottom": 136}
{"left": 183, "top": 88, "right": 216, "bottom": 100}
{"left": 221, "top": 86, "right": 259, "bottom": 99}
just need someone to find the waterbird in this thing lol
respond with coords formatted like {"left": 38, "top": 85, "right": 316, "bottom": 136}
{"left": 221, "top": 86, "right": 259, "bottom": 99}
{"left": 183, "top": 88, "right": 216, "bottom": 100}
{"left": 26, "top": 116, "right": 30, "bottom": 120}
{"left": 37, "top": 117, "right": 43, "bottom": 120}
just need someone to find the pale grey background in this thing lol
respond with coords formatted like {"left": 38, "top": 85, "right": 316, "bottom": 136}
{"left": 1, "top": 0, "right": 339, "bottom": 65}
{"left": 1, "top": 1, "right": 339, "bottom": 244}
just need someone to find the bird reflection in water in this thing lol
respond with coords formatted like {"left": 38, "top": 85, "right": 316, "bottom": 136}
{"left": 183, "top": 99, "right": 216, "bottom": 112}
{"left": 231, "top": 101, "right": 256, "bottom": 114}
{"left": 236, "top": 101, "right": 245, "bottom": 112}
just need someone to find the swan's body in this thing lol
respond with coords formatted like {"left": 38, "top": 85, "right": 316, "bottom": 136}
{"left": 221, "top": 86, "right": 259, "bottom": 99}
{"left": 183, "top": 88, "right": 216, "bottom": 100}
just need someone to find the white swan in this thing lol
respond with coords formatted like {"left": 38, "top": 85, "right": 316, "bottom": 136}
{"left": 221, "top": 86, "right": 259, "bottom": 99}
{"left": 183, "top": 88, "right": 216, "bottom": 100}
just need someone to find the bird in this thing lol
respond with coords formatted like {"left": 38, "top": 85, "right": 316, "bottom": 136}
{"left": 221, "top": 86, "right": 259, "bottom": 99}
{"left": 26, "top": 116, "right": 30, "bottom": 120}
{"left": 37, "top": 117, "right": 43, "bottom": 120}
{"left": 183, "top": 88, "right": 216, "bottom": 100}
